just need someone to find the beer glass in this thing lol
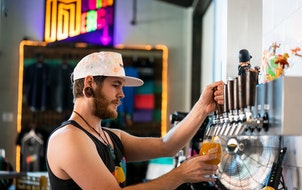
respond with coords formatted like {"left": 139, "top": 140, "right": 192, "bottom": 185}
{"left": 199, "top": 137, "right": 222, "bottom": 178}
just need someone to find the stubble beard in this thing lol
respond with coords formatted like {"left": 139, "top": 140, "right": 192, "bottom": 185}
{"left": 93, "top": 89, "right": 118, "bottom": 120}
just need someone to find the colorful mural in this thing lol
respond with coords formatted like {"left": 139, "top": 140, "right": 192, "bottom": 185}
{"left": 44, "top": 0, "right": 114, "bottom": 46}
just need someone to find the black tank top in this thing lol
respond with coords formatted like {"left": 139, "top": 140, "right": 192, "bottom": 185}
{"left": 46, "top": 120, "right": 126, "bottom": 189}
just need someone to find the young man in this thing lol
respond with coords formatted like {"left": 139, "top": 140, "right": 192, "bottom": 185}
{"left": 46, "top": 51, "right": 224, "bottom": 189}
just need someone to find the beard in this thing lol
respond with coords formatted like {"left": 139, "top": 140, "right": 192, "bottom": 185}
{"left": 92, "top": 88, "right": 118, "bottom": 119}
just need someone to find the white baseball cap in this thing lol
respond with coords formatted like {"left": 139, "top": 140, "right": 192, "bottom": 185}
{"left": 73, "top": 51, "right": 143, "bottom": 87}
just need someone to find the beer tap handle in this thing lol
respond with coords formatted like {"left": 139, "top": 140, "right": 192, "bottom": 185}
{"left": 234, "top": 77, "right": 239, "bottom": 111}
{"left": 227, "top": 79, "right": 235, "bottom": 111}
{"left": 223, "top": 83, "right": 229, "bottom": 114}
{"left": 246, "top": 70, "right": 258, "bottom": 107}
{"left": 238, "top": 75, "right": 247, "bottom": 110}
{"left": 213, "top": 86, "right": 224, "bottom": 115}
{"left": 216, "top": 104, "right": 224, "bottom": 116}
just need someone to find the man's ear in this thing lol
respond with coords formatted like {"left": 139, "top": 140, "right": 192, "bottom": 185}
{"left": 83, "top": 76, "right": 94, "bottom": 97}
{"left": 84, "top": 75, "right": 94, "bottom": 87}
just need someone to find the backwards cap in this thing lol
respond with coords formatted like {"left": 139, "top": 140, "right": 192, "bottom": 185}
{"left": 73, "top": 51, "right": 143, "bottom": 87}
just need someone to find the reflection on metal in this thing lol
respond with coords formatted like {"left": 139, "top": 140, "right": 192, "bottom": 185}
{"left": 217, "top": 136, "right": 280, "bottom": 189}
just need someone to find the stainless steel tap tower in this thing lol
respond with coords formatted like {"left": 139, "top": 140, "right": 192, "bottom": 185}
{"left": 205, "top": 73, "right": 302, "bottom": 137}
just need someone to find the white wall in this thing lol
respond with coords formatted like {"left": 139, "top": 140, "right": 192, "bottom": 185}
{"left": 226, "top": 0, "right": 263, "bottom": 80}
{"left": 213, "top": 0, "right": 263, "bottom": 81}
{"left": 201, "top": 2, "right": 214, "bottom": 91}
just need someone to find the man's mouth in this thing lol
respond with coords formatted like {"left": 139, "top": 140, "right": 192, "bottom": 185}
{"left": 112, "top": 100, "right": 121, "bottom": 108}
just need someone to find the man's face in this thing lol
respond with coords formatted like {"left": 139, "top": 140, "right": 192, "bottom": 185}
{"left": 92, "top": 77, "right": 124, "bottom": 119}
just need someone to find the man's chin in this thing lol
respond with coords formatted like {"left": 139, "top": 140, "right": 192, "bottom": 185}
{"left": 107, "top": 110, "right": 118, "bottom": 119}
{"left": 95, "top": 110, "right": 118, "bottom": 120}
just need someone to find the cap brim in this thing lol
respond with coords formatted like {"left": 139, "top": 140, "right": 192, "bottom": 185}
{"left": 120, "top": 76, "right": 144, "bottom": 87}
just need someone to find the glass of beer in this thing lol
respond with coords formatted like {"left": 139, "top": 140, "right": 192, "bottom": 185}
{"left": 199, "top": 137, "right": 222, "bottom": 178}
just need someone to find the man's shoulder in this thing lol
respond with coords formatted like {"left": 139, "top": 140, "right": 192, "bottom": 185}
{"left": 104, "top": 127, "right": 125, "bottom": 138}
{"left": 49, "top": 123, "right": 86, "bottom": 143}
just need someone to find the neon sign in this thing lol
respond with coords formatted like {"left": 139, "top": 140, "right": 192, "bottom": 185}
{"left": 44, "top": 0, "right": 114, "bottom": 46}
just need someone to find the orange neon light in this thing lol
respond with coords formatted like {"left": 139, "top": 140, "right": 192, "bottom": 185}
{"left": 57, "top": 1, "right": 81, "bottom": 40}
{"left": 44, "top": 0, "right": 57, "bottom": 42}
{"left": 46, "top": 0, "right": 81, "bottom": 41}
{"left": 156, "top": 45, "right": 168, "bottom": 137}
{"left": 17, "top": 40, "right": 48, "bottom": 172}
{"left": 70, "top": 0, "right": 82, "bottom": 37}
